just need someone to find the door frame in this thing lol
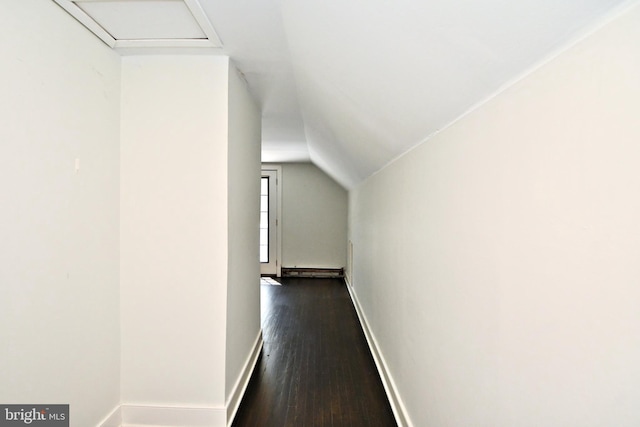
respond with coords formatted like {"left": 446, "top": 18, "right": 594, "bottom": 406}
{"left": 260, "top": 165, "right": 282, "bottom": 277}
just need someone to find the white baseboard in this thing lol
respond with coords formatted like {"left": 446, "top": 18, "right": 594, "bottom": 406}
{"left": 96, "top": 331, "right": 263, "bottom": 427}
{"left": 120, "top": 404, "right": 226, "bottom": 427}
{"left": 345, "top": 277, "right": 413, "bottom": 427}
{"left": 98, "top": 405, "right": 122, "bottom": 427}
{"left": 226, "top": 330, "right": 263, "bottom": 427}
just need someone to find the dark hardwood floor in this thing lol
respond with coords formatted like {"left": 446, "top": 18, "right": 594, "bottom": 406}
{"left": 233, "top": 277, "right": 397, "bottom": 427}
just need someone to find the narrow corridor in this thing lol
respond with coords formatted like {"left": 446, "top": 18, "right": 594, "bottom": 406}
{"left": 233, "top": 277, "right": 397, "bottom": 427}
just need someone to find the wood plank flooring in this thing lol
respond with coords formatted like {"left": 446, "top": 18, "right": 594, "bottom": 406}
{"left": 233, "top": 277, "right": 397, "bottom": 427}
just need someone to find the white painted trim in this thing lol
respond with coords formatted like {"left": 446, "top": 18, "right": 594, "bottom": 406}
{"left": 113, "top": 39, "right": 218, "bottom": 49}
{"left": 225, "top": 331, "right": 264, "bottom": 427}
{"left": 53, "top": 0, "right": 117, "bottom": 47}
{"left": 97, "top": 405, "right": 121, "bottom": 427}
{"left": 121, "top": 404, "right": 225, "bottom": 427}
{"left": 260, "top": 169, "right": 278, "bottom": 275}
{"left": 53, "top": 0, "right": 223, "bottom": 51}
{"left": 275, "top": 165, "right": 282, "bottom": 278}
{"left": 261, "top": 165, "right": 283, "bottom": 277}
{"left": 345, "top": 277, "right": 413, "bottom": 427}
{"left": 184, "top": 0, "right": 223, "bottom": 47}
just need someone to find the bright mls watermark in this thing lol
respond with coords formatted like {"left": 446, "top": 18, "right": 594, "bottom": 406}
{"left": 0, "top": 405, "right": 68, "bottom": 426}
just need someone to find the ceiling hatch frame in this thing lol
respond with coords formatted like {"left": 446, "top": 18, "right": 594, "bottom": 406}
{"left": 53, "top": 0, "right": 222, "bottom": 49}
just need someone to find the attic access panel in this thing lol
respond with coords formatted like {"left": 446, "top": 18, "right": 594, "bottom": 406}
{"left": 53, "top": 0, "right": 222, "bottom": 49}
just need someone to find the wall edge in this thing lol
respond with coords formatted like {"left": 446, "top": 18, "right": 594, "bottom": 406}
{"left": 225, "top": 330, "right": 264, "bottom": 426}
{"left": 345, "top": 277, "right": 413, "bottom": 427}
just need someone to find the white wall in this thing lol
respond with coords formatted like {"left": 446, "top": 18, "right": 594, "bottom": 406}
{"left": 225, "top": 65, "right": 262, "bottom": 401}
{"left": 0, "top": 1, "right": 121, "bottom": 426}
{"left": 349, "top": 4, "right": 640, "bottom": 426}
{"left": 276, "top": 163, "right": 348, "bottom": 269}
{"left": 120, "top": 56, "right": 230, "bottom": 412}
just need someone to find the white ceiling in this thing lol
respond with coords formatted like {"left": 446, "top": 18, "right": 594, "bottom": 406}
{"left": 55, "top": 0, "right": 634, "bottom": 188}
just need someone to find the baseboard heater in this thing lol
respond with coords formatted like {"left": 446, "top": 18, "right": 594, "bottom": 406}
{"left": 281, "top": 267, "right": 344, "bottom": 278}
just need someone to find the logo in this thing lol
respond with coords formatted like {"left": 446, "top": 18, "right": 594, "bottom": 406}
{"left": 0, "top": 405, "right": 68, "bottom": 426}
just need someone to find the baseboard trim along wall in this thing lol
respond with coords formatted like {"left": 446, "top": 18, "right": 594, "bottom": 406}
{"left": 99, "top": 331, "right": 263, "bottom": 427}
{"left": 226, "top": 330, "right": 263, "bottom": 427}
{"left": 345, "top": 278, "right": 413, "bottom": 427}
{"left": 98, "top": 405, "right": 122, "bottom": 427}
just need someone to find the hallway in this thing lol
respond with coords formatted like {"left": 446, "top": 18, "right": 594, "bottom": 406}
{"left": 233, "top": 277, "right": 397, "bottom": 427}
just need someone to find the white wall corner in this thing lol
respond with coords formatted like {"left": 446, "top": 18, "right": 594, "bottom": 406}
{"left": 345, "top": 280, "right": 413, "bottom": 427}
{"left": 346, "top": 240, "right": 354, "bottom": 285}
{"left": 98, "top": 405, "right": 122, "bottom": 427}
{"left": 120, "top": 405, "right": 226, "bottom": 427}
{"left": 226, "top": 331, "right": 264, "bottom": 427}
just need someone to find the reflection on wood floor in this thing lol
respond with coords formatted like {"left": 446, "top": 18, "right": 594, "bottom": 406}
{"left": 233, "top": 277, "right": 397, "bottom": 427}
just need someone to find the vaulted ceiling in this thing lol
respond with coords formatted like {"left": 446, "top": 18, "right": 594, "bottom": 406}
{"left": 55, "top": 0, "right": 632, "bottom": 189}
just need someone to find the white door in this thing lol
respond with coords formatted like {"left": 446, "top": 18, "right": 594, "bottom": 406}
{"left": 260, "top": 170, "right": 278, "bottom": 275}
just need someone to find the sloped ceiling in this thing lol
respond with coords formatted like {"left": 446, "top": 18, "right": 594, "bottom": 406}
{"left": 56, "top": 0, "right": 633, "bottom": 189}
